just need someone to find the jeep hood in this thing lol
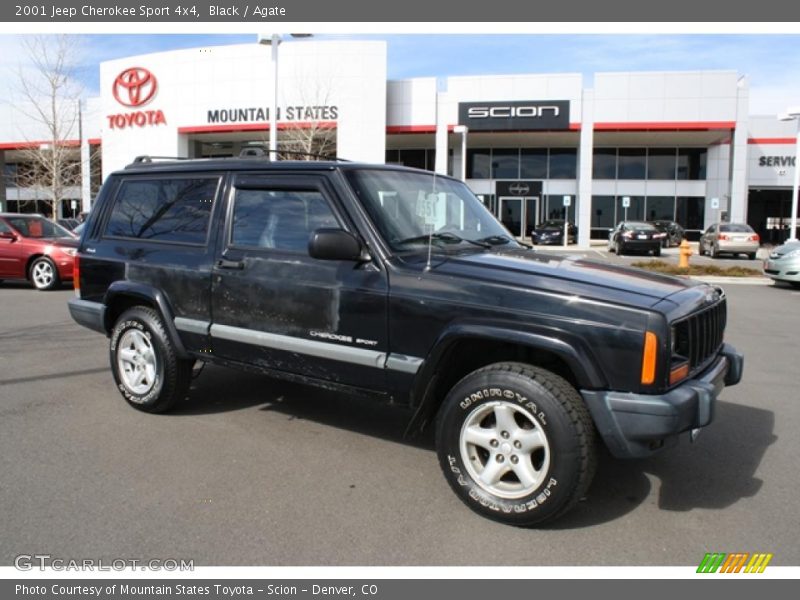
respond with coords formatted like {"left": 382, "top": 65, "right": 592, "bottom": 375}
{"left": 420, "top": 248, "right": 702, "bottom": 308}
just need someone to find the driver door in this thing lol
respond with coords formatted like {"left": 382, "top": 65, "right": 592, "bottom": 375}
{"left": 209, "top": 173, "right": 389, "bottom": 390}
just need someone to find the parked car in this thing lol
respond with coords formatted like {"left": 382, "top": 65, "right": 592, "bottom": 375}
{"left": 699, "top": 223, "right": 760, "bottom": 259}
{"left": 763, "top": 241, "right": 800, "bottom": 287}
{"left": 57, "top": 218, "right": 80, "bottom": 232}
{"left": 68, "top": 155, "right": 742, "bottom": 526}
{"left": 529, "top": 219, "right": 577, "bottom": 245}
{"left": 649, "top": 220, "right": 684, "bottom": 248}
{"left": 607, "top": 221, "right": 666, "bottom": 256}
{"left": 0, "top": 213, "right": 77, "bottom": 290}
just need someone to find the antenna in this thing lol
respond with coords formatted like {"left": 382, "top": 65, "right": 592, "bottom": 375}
{"left": 424, "top": 171, "right": 437, "bottom": 272}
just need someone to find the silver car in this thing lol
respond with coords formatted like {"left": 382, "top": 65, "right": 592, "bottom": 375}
{"left": 764, "top": 241, "right": 800, "bottom": 287}
{"left": 699, "top": 222, "right": 760, "bottom": 259}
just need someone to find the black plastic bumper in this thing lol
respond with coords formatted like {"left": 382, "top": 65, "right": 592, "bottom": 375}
{"left": 581, "top": 343, "right": 744, "bottom": 458}
{"left": 67, "top": 298, "right": 107, "bottom": 335}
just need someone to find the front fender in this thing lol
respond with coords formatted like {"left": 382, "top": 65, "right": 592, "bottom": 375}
{"left": 404, "top": 322, "right": 606, "bottom": 436}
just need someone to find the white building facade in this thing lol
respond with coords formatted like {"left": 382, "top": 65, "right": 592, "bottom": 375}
{"left": 1, "top": 40, "right": 797, "bottom": 244}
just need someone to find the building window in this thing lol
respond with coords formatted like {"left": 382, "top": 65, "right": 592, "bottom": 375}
{"left": 520, "top": 149, "right": 548, "bottom": 178}
{"left": 676, "top": 196, "right": 706, "bottom": 230}
{"left": 677, "top": 149, "right": 707, "bottom": 180}
{"left": 549, "top": 148, "right": 577, "bottom": 179}
{"left": 3, "top": 163, "right": 18, "bottom": 187}
{"left": 645, "top": 196, "right": 676, "bottom": 221}
{"left": 592, "top": 148, "right": 617, "bottom": 179}
{"left": 591, "top": 196, "right": 616, "bottom": 230}
{"left": 467, "top": 149, "right": 491, "bottom": 179}
{"left": 617, "top": 195, "right": 644, "bottom": 222}
{"left": 647, "top": 148, "right": 677, "bottom": 180}
{"left": 385, "top": 149, "right": 400, "bottom": 164}
{"left": 545, "top": 195, "right": 575, "bottom": 222}
{"left": 491, "top": 149, "right": 520, "bottom": 179}
{"left": 617, "top": 148, "right": 647, "bottom": 179}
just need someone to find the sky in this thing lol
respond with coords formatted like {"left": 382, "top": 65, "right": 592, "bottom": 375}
{"left": 1, "top": 33, "right": 800, "bottom": 115}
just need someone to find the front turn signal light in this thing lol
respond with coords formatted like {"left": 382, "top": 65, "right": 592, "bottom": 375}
{"left": 641, "top": 331, "right": 657, "bottom": 385}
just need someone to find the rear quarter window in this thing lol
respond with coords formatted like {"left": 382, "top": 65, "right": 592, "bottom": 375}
{"left": 104, "top": 176, "right": 220, "bottom": 244}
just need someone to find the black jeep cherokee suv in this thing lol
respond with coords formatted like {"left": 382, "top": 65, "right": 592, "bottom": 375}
{"left": 69, "top": 157, "right": 743, "bottom": 526}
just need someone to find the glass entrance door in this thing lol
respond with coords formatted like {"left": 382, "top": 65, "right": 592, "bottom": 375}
{"left": 499, "top": 196, "right": 539, "bottom": 240}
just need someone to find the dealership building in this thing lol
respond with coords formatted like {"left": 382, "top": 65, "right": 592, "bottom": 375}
{"left": 0, "top": 39, "right": 798, "bottom": 246}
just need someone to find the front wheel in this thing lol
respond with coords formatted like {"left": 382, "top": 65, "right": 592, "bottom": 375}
{"left": 435, "top": 362, "right": 596, "bottom": 526}
{"left": 110, "top": 306, "right": 192, "bottom": 413}
{"left": 30, "top": 257, "right": 60, "bottom": 290}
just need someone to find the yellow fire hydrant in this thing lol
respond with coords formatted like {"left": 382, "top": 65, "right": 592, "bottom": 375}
{"left": 678, "top": 239, "right": 692, "bottom": 268}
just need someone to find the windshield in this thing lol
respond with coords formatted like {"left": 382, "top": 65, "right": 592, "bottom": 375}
{"left": 7, "top": 216, "right": 73, "bottom": 239}
{"left": 345, "top": 169, "right": 516, "bottom": 252}
{"left": 539, "top": 220, "right": 565, "bottom": 228}
{"left": 624, "top": 222, "right": 656, "bottom": 230}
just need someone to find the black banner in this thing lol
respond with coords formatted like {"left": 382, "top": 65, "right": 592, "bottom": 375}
{"left": 496, "top": 180, "right": 543, "bottom": 197}
{"left": 459, "top": 101, "right": 571, "bottom": 132}
{"left": 3, "top": 1, "right": 800, "bottom": 21}
{"left": 2, "top": 579, "right": 796, "bottom": 600}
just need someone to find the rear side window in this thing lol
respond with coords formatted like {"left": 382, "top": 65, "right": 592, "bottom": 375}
{"left": 105, "top": 177, "right": 219, "bottom": 244}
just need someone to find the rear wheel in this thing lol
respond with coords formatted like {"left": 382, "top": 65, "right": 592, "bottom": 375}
{"left": 653, "top": 246, "right": 661, "bottom": 257}
{"left": 710, "top": 245, "right": 719, "bottom": 259}
{"left": 747, "top": 253, "right": 756, "bottom": 260}
{"left": 110, "top": 306, "right": 192, "bottom": 413}
{"left": 30, "top": 257, "right": 59, "bottom": 291}
{"left": 616, "top": 240, "right": 624, "bottom": 256}
{"left": 436, "top": 362, "right": 596, "bottom": 526}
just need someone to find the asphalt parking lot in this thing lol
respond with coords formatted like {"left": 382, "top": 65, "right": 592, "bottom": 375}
{"left": 0, "top": 277, "right": 797, "bottom": 566}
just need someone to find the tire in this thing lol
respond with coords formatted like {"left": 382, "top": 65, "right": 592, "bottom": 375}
{"left": 616, "top": 240, "right": 624, "bottom": 256}
{"left": 435, "top": 362, "right": 597, "bottom": 526}
{"left": 30, "top": 256, "right": 60, "bottom": 291}
{"left": 653, "top": 246, "right": 661, "bottom": 257}
{"left": 748, "top": 253, "right": 756, "bottom": 261}
{"left": 710, "top": 245, "right": 719, "bottom": 259}
{"left": 109, "top": 306, "right": 192, "bottom": 413}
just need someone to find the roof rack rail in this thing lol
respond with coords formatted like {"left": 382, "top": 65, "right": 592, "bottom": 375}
{"left": 131, "top": 155, "right": 190, "bottom": 164}
{"left": 237, "top": 147, "right": 349, "bottom": 162}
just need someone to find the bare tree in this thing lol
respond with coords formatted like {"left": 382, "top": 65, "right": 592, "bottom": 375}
{"left": 16, "top": 35, "right": 83, "bottom": 220}
{"left": 270, "top": 74, "right": 338, "bottom": 160}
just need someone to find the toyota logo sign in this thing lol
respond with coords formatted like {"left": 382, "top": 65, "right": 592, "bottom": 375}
{"left": 113, "top": 67, "right": 158, "bottom": 108}
{"left": 508, "top": 183, "right": 530, "bottom": 195}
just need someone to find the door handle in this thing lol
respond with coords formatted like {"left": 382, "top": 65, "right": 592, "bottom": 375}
{"left": 215, "top": 258, "right": 245, "bottom": 270}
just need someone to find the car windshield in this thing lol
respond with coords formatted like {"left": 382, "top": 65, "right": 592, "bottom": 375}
{"left": 7, "top": 216, "right": 73, "bottom": 239}
{"left": 345, "top": 169, "right": 517, "bottom": 252}
{"left": 719, "top": 223, "right": 753, "bottom": 233}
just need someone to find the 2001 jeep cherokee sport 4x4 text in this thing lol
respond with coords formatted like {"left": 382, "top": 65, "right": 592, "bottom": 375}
{"left": 69, "top": 156, "right": 743, "bottom": 526}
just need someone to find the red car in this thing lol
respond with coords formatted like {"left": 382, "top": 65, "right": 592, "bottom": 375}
{"left": 0, "top": 213, "right": 78, "bottom": 290}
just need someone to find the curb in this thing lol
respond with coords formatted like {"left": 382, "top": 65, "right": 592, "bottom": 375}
{"left": 688, "top": 276, "right": 772, "bottom": 285}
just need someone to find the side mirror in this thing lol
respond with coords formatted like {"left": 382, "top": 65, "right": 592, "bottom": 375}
{"left": 308, "top": 228, "right": 368, "bottom": 262}
{"left": 0, "top": 231, "right": 17, "bottom": 241}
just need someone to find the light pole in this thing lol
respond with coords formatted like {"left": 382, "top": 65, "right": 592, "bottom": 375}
{"left": 453, "top": 125, "right": 468, "bottom": 181}
{"left": 257, "top": 34, "right": 312, "bottom": 159}
{"left": 779, "top": 106, "right": 800, "bottom": 242}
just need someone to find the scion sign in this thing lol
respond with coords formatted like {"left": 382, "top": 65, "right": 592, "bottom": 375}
{"left": 458, "top": 101, "right": 570, "bottom": 131}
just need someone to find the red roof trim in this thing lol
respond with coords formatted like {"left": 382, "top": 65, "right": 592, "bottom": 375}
{"left": 0, "top": 139, "right": 82, "bottom": 150}
{"left": 177, "top": 122, "right": 336, "bottom": 134}
{"left": 386, "top": 125, "right": 438, "bottom": 134}
{"left": 594, "top": 121, "right": 736, "bottom": 131}
{"left": 748, "top": 137, "right": 796, "bottom": 145}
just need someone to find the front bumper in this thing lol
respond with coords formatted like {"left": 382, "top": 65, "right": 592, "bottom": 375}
{"left": 763, "top": 258, "right": 800, "bottom": 283}
{"left": 581, "top": 343, "right": 744, "bottom": 458}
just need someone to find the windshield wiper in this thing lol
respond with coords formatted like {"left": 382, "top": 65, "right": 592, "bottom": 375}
{"left": 476, "top": 234, "right": 515, "bottom": 246}
{"left": 396, "top": 231, "right": 491, "bottom": 249}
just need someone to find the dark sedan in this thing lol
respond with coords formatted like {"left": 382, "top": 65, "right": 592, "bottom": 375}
{"left": 649, "top": 220, "right": 684, "bottom": 247}
{"left": 608, "top": 221, "right": 666, "bottom": 256}
{"left": 529, "top": 219, "right": 577, "bottom": 245}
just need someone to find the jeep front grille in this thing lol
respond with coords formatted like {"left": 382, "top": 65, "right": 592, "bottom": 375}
{"left": 673, "top": 297, "right": 727, "bottom": 372}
